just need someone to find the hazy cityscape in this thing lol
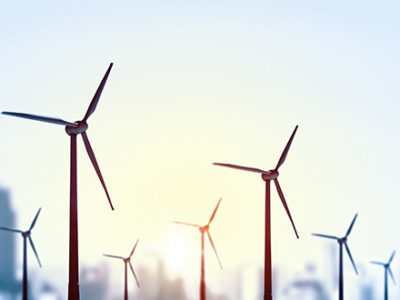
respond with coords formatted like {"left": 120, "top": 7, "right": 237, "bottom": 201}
{"left": 0, "top": 186, "right": 380, "bottom": 299}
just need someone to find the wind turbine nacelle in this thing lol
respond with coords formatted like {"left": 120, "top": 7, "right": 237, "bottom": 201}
{"left": 261, "top": 170, "right": 279, "bottom": 181}
{"left": 66, "top": 121, "right": 88, "bottom": 135}
{"left": 199, "top": 225, "right": 209, "bottom": 233}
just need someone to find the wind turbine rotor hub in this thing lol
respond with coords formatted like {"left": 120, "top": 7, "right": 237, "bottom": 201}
{"left": 66, "top": 121, "right": 88, "bottom": 135}
{"left": 261, "top": 170, "right": 279, "bottom": 181}
{"left": 199, "top": 225, "right": 208, "bottom": 233}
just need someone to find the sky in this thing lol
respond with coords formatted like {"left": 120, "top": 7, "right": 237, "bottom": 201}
{"left": 1, "top": 0, "right": 400, "bottom": 299}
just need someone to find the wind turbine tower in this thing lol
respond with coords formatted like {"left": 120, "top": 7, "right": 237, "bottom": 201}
{"left": 312, "top": 213, "right": 359, "bottom": 300}
{"left": 2, "top": 63, "right": 115, "bottom": 300}
{"left": 0, "top": 208, "right": 42, "bottom": 300}
{"left": 213, "top": 125, "right": 299, "bottom": 300}
{"left": 172, "top": 198, "right": 223, "bottom": 300}
{"left": 104, "top": 239, "right": 140, "bottom": 300}
{"left": 370, "top": 250, "right": 396, "bottom": 300}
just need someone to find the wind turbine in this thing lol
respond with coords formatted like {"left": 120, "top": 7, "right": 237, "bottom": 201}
{"left": 312, "top": 213, "right": 359, "bottom": 300}
{"left": 104, "top": 239, "right": 140, "bottom": 300}
{"left": 371, "top": 250, "right": 396, "bottom": 300}
{"left": 2, "top": 63, "right": 115, "bottom": 300}
{"left": 213, "top": 125, "right": 299, "bottom": 300}
{"left": 172, "top": 198, "right": 223, "bottom": 300}
{"left": 0, "top": 208, "right": 42, "bottom": 300}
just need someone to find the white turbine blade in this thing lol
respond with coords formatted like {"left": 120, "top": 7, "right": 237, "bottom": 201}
{"left": 81, "top": 132, "right": 114, "bottom": 210}
{"left": 275, "top": 125, "right": 298, "bottom": 170}
{"left": 103, "top": 254, "right": 124, "bottom": 260}
{"left": 208, "top": 198, "right": 222, "bottom": 225}
{"left": 129, "top": 239, "right": 139, "bottom": 258}
{"left": 345, "top": 213, "right": 358, "bottom": 237}
{"left": 312, "top": 233, "right": 338, "bottom": 240}
{"left": 344, "top": 242, "right": 358, "bottom": 275}
{"left": 83, "top": 63, "right": 113, "bottom": 121}
{"left": 2, "top": 112, "right": 77, "bottom": 127}
{"left": 29, "top": 208, "right": 41, "bottom": 231}
{"left": 213, "top": 162, "right": 269, "bottom": 174}
{"left": 129, "top": 261, "right": 140, "bottom": 288}
{"left": 0, "top": 226, "right": 22, "bottom": 233}
{"left": 370, "top": 261, "right": 385, "bottom": 266}
{"left": 170, "top": 221, "right": 199, "bottom": 227}
{"left": 388, "top": 266, "right": 396, "bottom": 284}
{"left": 28, "top": 236, "right": 42, "bottom": 268}
{"left": 389, "top": 250, "right": 396, "bottom": 264}
{"left": 274, "top": 179, "right": 299, "bottom": 238}
{"left": 206, "top": 230, "right": 223, "bottom": 269}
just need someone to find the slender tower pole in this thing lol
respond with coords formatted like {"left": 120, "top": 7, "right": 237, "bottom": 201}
{"left": 124, "top": 262, "right": 128, "bottom": 300}
{"left": 200, "top": 231, "right": 205, "bottom": 300}
{"left": 22, "top": 236, "right": 28, "bottom": 300}
{"left": 264, "top": 179, "right": 272, "bottom": 300}
{"left": 68, "top": 134, "right": 80, "bottom": 300}
{"left": 338, "top": 242, "right": 343, "bottom": 300}
{"left": 384, "top": 268, "right": 388, "bottom": 300}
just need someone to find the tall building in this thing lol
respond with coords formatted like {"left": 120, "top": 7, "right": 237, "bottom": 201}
{"left": 0, "top": 187, "right": 20, "bottom": 298}
{"left": 359, "top": 283, "right": 374, "bottom": 300}
{"left": 80, "top": 263, "right": 110, "bottom": 300}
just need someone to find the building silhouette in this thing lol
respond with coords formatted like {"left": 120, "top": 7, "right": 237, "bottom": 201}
{"left": 80, "top": 263, "right": 110, "bottom": 300}
{"left": 0, "top": 187, "right": 21, "bottom": 299}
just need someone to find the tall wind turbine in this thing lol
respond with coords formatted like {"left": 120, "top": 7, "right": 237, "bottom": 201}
{"left": 0, "top": 208, "right": 42, "bottom": 300}
{"left": 172, "top": 198, "right": 223, "bottom": 300}
{"left": 312, "top": 213, "right": 359, "bottom": 300}
{"left": 371, "top": 250, "right": 396, "bottom": 300}
{"left": 213, "top": 125, "right": 299, "bottom": 300}
{"left": 2, "top": 63, "right": 115, "bottom": 300}
{"left": 104, "top": 240, "right": 140, "bottom": 300}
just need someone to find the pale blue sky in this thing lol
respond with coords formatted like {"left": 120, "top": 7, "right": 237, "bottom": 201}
{"left": 1, "top": 1, "right": 400, "bottom": 299}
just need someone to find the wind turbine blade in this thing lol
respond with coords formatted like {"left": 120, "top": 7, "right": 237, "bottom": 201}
{"left": 29, "top": 208, "right": 41, "bottom": 231}
{"left": 0, "top": 227, "right": 22, "bottom": 233}
{"left": 208, "top": 198, "right": 222, "bottom": 225}
{"left": 344, "top": 242, "right": 358, "bottom": 275}
{"left": 275, "top": 125, "right": 298, "bottom": 170}
{"left": 2, "top": 112, "right": 77, "bottom": 127}
{"left": 274, "top": 179, "right": 299, "bottom": 238}
{"left": 345, "top": 213, "right": 358, "bottom": 237}
{"left": 206, "top": 230, "right": 223, "bottom": 269}
{"left": 83, "top": 63, "right": 113, "bottom": 121}
{"left": 103, "top": 254, "right": 124, "bottom": 260}
{"left": 311, "top": 233, "right": 338, "bottom": 240}
{"left": 170, "top": 221, "right": 199, "bottom": 227}
{"left": 389, "top": 250, "right": 396, "bottom": 264}
{"left": 28, "top": 236, "right": 42, "bottom": 268}
{"left": 81, "top": 132, "right": 114, "bottom": 210}
{"left": 388, "top": 267, "right": 396, "bottom": 284}
{"left": 370, "top": 261, "right": 385, "bottom": 266}
{"left": 129, "top": 261, "right": 140, "bottom": 288}
{"left": 130, "top": 239, "right": 139, "bottom": 258}
{"left": 213, "top": 163, "right": 269, "bottom": 174}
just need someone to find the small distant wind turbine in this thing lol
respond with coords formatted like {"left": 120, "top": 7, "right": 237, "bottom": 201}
{"left": 213, "top": 125, "right": 299, "bottom": 300}
{"left": 2, "top": 63, "right": 114, "bottom": 300}
{"left": 0, "top": 208, "right": 42, "bottom": 300}
{"left": 172, "top": 198, "right": 223, "bottom": 300}
{"left": 371, "top": 250, "right": 396, "bottom": 300}
{"left": 312, "top": 213, "right": 359, "bottom": 300}
{"left": 104, "top": 240, "right": 140, "bottom": 300}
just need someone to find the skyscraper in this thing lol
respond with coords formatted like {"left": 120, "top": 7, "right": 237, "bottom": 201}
{"left": 0, "top": 187, "right": 19, "bottom": 298}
